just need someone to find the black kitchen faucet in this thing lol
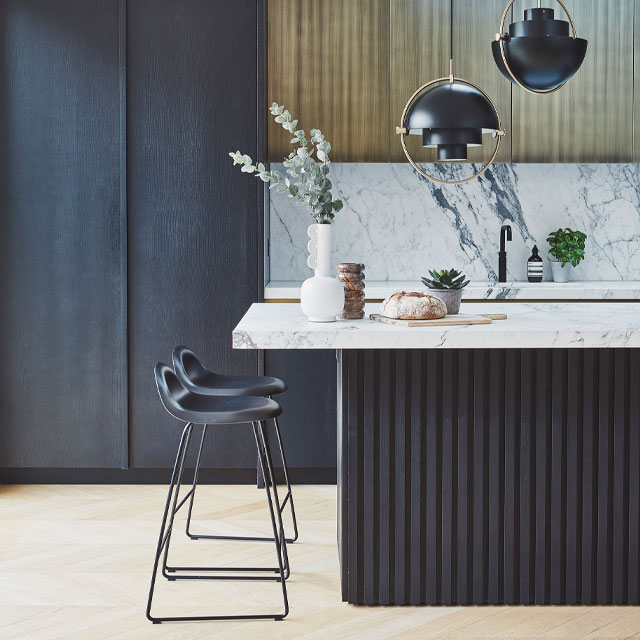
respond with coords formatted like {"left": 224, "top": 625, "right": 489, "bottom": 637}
{"left": 499, "top": 224, "right": 512, "bottom": 282}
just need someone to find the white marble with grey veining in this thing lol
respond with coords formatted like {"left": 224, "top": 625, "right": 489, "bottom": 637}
{"left": 233, "top": 302, "right": 640, "bottom": 350}
{"left": 264, "top": 280, "right": 640, "bottom": 300}
{"left": 269, "top": 163, "right": 640, "bottom": 282}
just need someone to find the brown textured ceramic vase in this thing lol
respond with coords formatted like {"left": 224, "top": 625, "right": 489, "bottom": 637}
{"left": 337, "top": 263, "right": 365, "bottom": 320}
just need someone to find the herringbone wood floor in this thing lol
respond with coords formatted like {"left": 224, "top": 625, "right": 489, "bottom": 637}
{"left": 1, "top": 484, "right": 639, "bottom": 640}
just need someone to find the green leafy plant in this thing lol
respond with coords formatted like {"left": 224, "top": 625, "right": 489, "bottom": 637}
{"left": 229, "top": 103, "right": 343, "bottom": 224}
{"left": 546, "top": 228, "right": 587, "bottom": 267}
{"left": 421, "top": 268, "right": 470, "bottom": 290}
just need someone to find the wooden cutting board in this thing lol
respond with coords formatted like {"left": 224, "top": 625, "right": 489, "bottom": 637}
{"left": 370, "top": 313, "right": 507, "bottom": 327}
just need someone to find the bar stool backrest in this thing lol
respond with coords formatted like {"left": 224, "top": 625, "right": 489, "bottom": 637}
{"left": 173, "top": 345, "right": 210, "bottom": 388}
{"left": 154, "top": 362, "right": 191, "bottom": 417}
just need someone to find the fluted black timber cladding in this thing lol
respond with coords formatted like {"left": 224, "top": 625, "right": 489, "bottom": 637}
{"left": 337, "top": 349, "right": 640, "bottom": 605}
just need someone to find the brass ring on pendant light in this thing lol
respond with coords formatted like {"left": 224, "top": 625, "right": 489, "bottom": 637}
{"left": 397, "top": 77, "right": 506, "bottom": 186}
{"left": 495, "top": 0, "right": 578, "bottom": 96}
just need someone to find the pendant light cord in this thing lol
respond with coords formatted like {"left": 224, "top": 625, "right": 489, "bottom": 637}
{"left": 449, "top": 0, "right": 454, "bottom": 80}
{"left": 450, "top": 0, "right": 454, "bottom": 61}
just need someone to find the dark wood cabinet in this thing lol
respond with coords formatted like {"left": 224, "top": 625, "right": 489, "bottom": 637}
{"left": 268, "top": 0, "right": 636, "bottom": 164}
{"left": 0, "top": 0, "right": 126, "bottom": 468}
{"left": 0, "top": 0, "right": 275, "bottom": 479}
{"left": 267, "top": 0, "right": 390, "bottom": 163}
{"left": 126, "top": 0, "right": 263, "bottom": 470}
{"left": 389, "top": 0, "right": 511, "bottom": 164}
{"left": 512, "top": 0, "right": 634, "bottom": 163}
{"left": 263, "top": 351, "right": 337, "bottom": 477}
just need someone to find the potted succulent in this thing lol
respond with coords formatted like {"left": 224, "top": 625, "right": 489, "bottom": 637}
{"left": 421, "top": 268, "right": 470, "bottom": 315}
{"left": 546, "top": 227, "right": 587, "bottom": 283}
{"left": 230, "top": 103, "right": 344, "bottom": 322}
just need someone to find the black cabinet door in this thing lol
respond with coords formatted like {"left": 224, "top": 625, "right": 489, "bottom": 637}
{"left": 0, "top": 0, "right": 125, "bottom": 468}
{"left": 127, "top": 0, "right": 263, "bottom": 468}
{"left": 264, "top": 351, "right": 337, "bottom": 475}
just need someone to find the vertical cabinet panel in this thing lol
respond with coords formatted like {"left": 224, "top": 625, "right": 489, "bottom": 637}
{"left": 390, "top": 0, "right": 511, "bottom": 163}
{"left": 340, "top": 348, "right": 640, "bottom": 605}
{"left": 0, "top": 0, "right": 124, "bottom": 467}
{"left": 267, "top": 0, "right": 390, "bottom": 162}
{"left": 634, "top": 0, "right": 640, "bottom": 161}
{"left": 268, "top": 0, "right": 636, "bottom": 164}
{"left": 389, "top": 0, "right": 450, "bottom": 162}
{"left": 453, "top": 0, "right": 512, "bottom": 163}
{"left": 127, "top": 0, "right": 262, "bottom": 468}
{"left": 512, "top": 0, "right": 634, "bottom": 163}
{"left": 263, "top": 351, "right": 337, "bottom": 474}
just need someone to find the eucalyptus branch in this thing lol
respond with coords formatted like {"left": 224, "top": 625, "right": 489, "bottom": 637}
{"left": 229, "top": 102, "right": 343, "bottom": 224}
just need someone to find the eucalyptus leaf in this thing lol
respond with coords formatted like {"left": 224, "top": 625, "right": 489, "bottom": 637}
{"left": 229, "top": 102, "right": 343, "bottom": 223}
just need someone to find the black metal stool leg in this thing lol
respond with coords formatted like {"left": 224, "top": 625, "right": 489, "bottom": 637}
{"left": 252, "top": 422, "right": 289, "bottom": 579}
{"left": 185, "top": 424, "right": 207, "bottom": 539}
{"left": 271, "top": 415, "right": 299, "bottom": 543}
{"left": 255, "top": 421, "right": 290, "bottom": 581}
{"left": 162, "top": 422, "right": 288, "bottom": 580}
{"left": 160, "top": 424, "right": 195, "bottom": 580}
{"left": 146, "top": 422, "right": 194, "bottom": 623}
{"left": 184, "top": 421, "right": 297, "bottom": 544}
{"left": 148, "top": 421, "right": 288, "bottom": 623}
{"left": 253, "top": 421, "right": 289, "bottom": 619}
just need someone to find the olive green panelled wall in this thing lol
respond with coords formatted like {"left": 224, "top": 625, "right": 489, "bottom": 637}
{"left": 388, "top": 0, "right": 450, "bottom": 163}
{"left": 634, "top": 0, "right": 640, "bottom": 161}
{"left": 267, "top": 0, "right": 637, "bottom": 163}
{"left": 452, "top": 0, "right": 512, "bottom": 163}
{"left": 512, "top": 0, "right": 634, "bottom": 163}
{"left": 267, "top": 0, "right": 390, "bottom": 163}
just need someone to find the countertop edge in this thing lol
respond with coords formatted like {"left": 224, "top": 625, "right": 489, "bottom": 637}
{"left": 233, "top": 302, "right": 640, "bottom": 350}
{"left": 265, "top": 280, "right": 640, "bottom": 301}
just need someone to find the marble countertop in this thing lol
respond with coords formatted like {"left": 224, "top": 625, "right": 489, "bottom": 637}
{"left": 264, "top": 280, "right": 640, "bottom": 301}
{"left": 233, "top": 302, "right": 640, "bottom": 350}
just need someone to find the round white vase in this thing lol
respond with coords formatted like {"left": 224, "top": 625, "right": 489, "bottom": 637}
{"left": 301, "top": 223, "right": 344, "bottom": 323}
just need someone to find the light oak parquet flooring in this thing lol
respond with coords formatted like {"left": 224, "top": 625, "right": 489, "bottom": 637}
{"left": 1, "top": 484, "right": 639, "bottom": 639}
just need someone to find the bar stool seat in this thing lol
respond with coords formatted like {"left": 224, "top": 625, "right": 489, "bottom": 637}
{"left": 157, "top": 378, "right": 282, "bottom": 425}
{"left": 173, "top": 345, "right": 286, "bottom": 397}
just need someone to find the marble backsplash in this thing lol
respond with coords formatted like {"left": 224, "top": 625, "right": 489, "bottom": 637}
{"left": 268, "top": 163, "right": 640, "bottom": 282}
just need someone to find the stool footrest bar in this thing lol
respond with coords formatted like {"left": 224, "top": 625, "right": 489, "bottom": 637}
{"left": 166, "top": 565, "right": 279, "bottom": 573}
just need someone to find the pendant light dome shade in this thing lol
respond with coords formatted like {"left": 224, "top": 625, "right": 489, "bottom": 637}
{"left": 397, "top": 0, "right": 505, "bottom": 185}
{"left": 492, "top": 2, "right": 588, "bottom": 93}
{"left": 397, "top": 74, "right": 505, "bottom": 184}
{"left": 406, "top": 82, "right": 500, "bottom": 161}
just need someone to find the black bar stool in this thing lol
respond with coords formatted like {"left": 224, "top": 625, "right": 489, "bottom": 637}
{"left": 172, "top": 345, "right": 298, "bottom": 543}
{"left": 146, "top": 364, "right": 289, "bottom": 623}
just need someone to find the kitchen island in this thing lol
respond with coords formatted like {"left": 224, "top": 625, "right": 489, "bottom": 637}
{"left": 234, "top": 302, "right": 640, "bottom": 606}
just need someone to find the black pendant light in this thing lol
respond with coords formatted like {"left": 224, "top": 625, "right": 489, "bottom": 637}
{"left": 397, "top": 0, "right": 505, "bottom": 185}
{"left": 492, "top": 0, "right": 588, "bottom": 94}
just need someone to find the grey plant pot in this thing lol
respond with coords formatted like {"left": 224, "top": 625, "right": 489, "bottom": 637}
{"left": 550, "top": 261, "right": 572, "bottom": 283}
{"left": 427, "top": 288, "right": 462, "bottom": 315}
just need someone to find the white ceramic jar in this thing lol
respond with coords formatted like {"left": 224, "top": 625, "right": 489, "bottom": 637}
{"left": 300, "top": 224, "right": 344, "bottom": 322}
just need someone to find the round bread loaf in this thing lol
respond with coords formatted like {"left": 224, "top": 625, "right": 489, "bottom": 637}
{"left": 380, "top": 291, "right": 447, "bottom": 320}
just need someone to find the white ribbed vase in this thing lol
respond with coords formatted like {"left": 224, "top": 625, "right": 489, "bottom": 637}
{"left": 300, "top": 223, "right": 344, "bottom": 323}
